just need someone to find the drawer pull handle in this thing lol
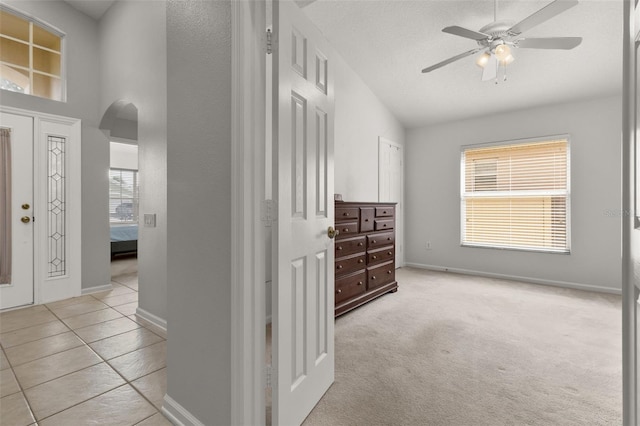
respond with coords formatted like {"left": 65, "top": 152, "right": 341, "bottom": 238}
{"left": 358, "top": 259, "right": 364, "bottom": 263}
{"left": 337, "top": 246, "right": 343, "bottom": 251}
{"left": 383, "top": 211, "right": 387, "bottom": 214}
{"left": 383, "top": 224, "right": 387, "bottom": 227}
{"left": 387, "top": 270, "right": 392, "bottom": 274}
{"left": 372, "top": 240, "right": 377, "bottom": 244}
{"left": 344, "top": 228, "right": 349, "bottom": 232}
{"left": 372, "top": 255, "right": 377, "bottom": 259}
{"left": 365, "top": 218, "right": 369, "bottom": 222}
{"left": 358, "top": 242, "right": 363, "bottom": 246}
{"left": 387, "top": 238, "right": 391, "bottom": 241}
{"left": 337, "top": 265, "right": 343, "bottom": 269}
{"left": 358, "top": 281, "right": 363, "bottom": 286}
{"left": 337, "top": 289, "right": 342, "bottom": 294}
{"left": 388, "top": 251, "right": 392, "bottom": 255}
{"left": 371, "top": 276, "right": 376, "bottom": 280}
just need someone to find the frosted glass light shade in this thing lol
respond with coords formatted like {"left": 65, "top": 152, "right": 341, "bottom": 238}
{"left": 494, "top": 44, "right": 511, "bottom": 61}
{"left": 476, "top": 52, "right": 491, "bottom": 68}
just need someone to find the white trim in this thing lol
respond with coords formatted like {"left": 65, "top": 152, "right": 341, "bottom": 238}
{"left": 230, "top": 0, "right": 266, "bottom": 424}
{"left": 0, "top": 106, "right": 81, "bottom": 306}
{"left": 135, "top": 306, "right": 167, "bottom": 333}
{"left": 405, "top": 262, "right": 622, "bottom": 295}
{"left": 81, "top": 283, "right": 113, "bottom": 295}
{"left": 162, "top": 394, "right": 205, "bottom": 426}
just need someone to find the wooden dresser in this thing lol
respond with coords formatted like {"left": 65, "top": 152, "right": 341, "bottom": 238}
{"left": 334, "top": 201, "right": 398, "bottom": 317}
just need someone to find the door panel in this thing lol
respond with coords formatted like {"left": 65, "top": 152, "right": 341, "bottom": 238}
{"left": 379, "top": 139, "right": 403, "bottom": 267}
{"left": 272, "top": 1, "right": 335, "bottom": 424}
{"left": 0, "top": 112, "right": 33, "bottom": 309}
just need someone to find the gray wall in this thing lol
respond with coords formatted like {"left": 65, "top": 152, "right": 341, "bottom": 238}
{"left": 334, "top": 52, "right": 405, "bottom": 201}
{"left": 100, "top": 1, "right": 168, "bottom": 322}
{"left": 166, "top": 0, "right": 232, "bottom": 423}
{"left": 405, "top": 95, "right": 622, "bottom": 292}
{"left": 2, "top": 0, "right": 110, "bottom": 290}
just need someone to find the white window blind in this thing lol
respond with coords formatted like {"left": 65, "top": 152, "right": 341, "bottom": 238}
{"left": 109, "top": 168, "right": 139, "bottom": 224}
{"left": 461, "top": 137, "right": 570, "bottom": 253}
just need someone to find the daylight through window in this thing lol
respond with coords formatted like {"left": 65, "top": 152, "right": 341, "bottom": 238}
{"left": 461, "top": 137, "right": 570, "bottom": 253}
{"left": 0, "top": 7, "right": 64, "bottom": 101}
{"left": 109, "top": 169, "right": 139, "bottom": 224}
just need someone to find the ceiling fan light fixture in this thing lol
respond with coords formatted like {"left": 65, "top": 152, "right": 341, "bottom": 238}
{"left": 500, "top": 53, "right": 515, "bottom": 65}
{"left": 476, "top": 52, "right": 491, "bottom": 68}
{"left": 493, "top": 43, "right": 511, "bottom": 61}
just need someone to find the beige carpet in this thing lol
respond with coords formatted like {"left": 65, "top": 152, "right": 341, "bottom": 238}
{"left": 301, "top": 267, "right": 621, "bottom": 426}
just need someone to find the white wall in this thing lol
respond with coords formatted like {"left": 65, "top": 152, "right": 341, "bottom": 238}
{"left": 110, "top": 142, "right": 138, "bottom": 170}
{"left": 1, "top": 0, "right": 109, "bottom": 290}
{"left": 100, "top": 1, "right": 168, "bottom": 322}
{"left": 405, "top": 95, "right": 622, "bottom": 292}
{"left": 166, "top": 0, "right": 232, "bottom": 423}
{"left": 334, "top": 53, "right": 405, "bottom": 201}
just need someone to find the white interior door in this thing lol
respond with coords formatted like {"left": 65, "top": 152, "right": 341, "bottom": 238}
{"left": 379, "top": 138, "right": 403, "bottom": 267}
{"left": 0, "top": 112, "right": 34, "bottom": 310}
{"left": 272, "top": 0, "right": 335, "bottom": 424}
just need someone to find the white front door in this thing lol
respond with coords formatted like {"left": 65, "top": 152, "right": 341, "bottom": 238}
{"left": 272, "top": 0, "right": 335, "bottom": 424}
{"left": 0, "top": 112, "right": 34, "bottom": 310}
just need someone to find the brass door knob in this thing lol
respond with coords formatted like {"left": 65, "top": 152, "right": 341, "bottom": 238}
{"left": 327, "top": 226, "right": 339, "bottom": 239}
{"left": 21, "top": 203, "right": 30, "bottom": 210}
{"left": 21, "top": 216, "right": 31, "bottom": 223}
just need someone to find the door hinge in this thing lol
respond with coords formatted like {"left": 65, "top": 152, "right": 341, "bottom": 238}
{"left": 261, "top": 199, "right": 277, "bottom": 226}
{"left": 266, "top": 29, "right": 273, "bottom": 55}
{"left": 265, "top": 364, "right": 275, "bottom": 389}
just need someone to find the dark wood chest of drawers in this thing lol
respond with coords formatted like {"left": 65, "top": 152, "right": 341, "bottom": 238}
{"left": 334, "top": 201, "right": 398, "bottom": 317}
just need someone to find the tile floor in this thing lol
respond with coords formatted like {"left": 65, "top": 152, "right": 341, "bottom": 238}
{"left": 0, "top": 257, "right": 171, "bottom": 426}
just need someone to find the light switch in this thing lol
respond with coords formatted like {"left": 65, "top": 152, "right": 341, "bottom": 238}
{"left": 144, "top": 214, "right": 156, "bottom": 227}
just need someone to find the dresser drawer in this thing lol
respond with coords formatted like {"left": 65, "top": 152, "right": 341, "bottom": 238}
{"left": 367, "top": 232, "right": 395, "bottom": 249}
{"left": 336, "top": 221, "right": 358, "bottom": 236}
{"left": 367, "top": 261, "right": 395, "bottom": 290}
{"left": 335, "top": 271, "right": 366, "bottom": 304}
{"left": 367, "top": 247, "right": 395, "bottom": 266}
{"left": 374, "top": 218, "right": 394, "bottom": 231}
{"left": 359, "top": 207, "right": 374, "bottom": 232}
{"left": 335, "top": 236, "right": 366, "bottom": 257}
{"left": 336, "top": 253, "right": 366, "bottom": 276}
{"left": 336, "top": 207, "right": 359, "bottom": 221}
{"left": 375, "top": 207, "right": 394, "bottom": 217}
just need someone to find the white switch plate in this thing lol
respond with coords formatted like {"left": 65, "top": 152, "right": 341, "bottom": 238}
{"left": 144, "top": 214, "right": 156, "bottom": 227}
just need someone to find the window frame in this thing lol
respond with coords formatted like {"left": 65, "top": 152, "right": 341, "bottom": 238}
{"left": 0, "top": 4, "right": 66, "bottom": 102}
{"left": 109, "top": 167, "right": 140, "bottom": 225}
{"left": 460, "top": 135, "right": 572, "bottom": 254}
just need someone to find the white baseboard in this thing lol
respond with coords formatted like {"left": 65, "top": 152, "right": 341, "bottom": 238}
{"left": 81, "top": 283, "right": 113, "bottom": 295}
{"left": 162, "top": 394, "right": 205, "bottom": 426}
{"left": 135, "top": 307, "right": 168, "bottom": 333}
{"left": 404, "top": 262, "right": 622, "bottom": 295}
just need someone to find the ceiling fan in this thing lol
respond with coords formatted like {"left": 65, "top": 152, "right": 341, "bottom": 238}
{"left": 421, "top": 0, "right": 582, "bottom": 82}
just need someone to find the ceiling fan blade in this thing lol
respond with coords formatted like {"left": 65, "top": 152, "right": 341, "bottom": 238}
{"left": 516, "top": 37, "right": 582, "bottom": 50}
{"left": 507, "top": 0, "right": 579, "bottom": 37}
{"left": 481, "top": 56, "right": 498, "bottom": 81}
{"left": 421, "top": 48, "right": 482, "bottom": 73}
{"left": 442, "top": 26, "right": 489, "bottom": 41}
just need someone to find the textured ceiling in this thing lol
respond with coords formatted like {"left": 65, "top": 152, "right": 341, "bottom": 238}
{"left": 303, "top": 0, "right": 623, "bottom": 128}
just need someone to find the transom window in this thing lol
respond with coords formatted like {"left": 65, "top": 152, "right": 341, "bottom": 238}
{"left": 0, "top": 7, "right": 64, "bottom": 101}
{"left": 461, "top": 137, "right": 570, "bottom": 253}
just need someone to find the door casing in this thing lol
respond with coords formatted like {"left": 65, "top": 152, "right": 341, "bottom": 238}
{"left": 0, "top": 106, "right": 82, "bottom": 310}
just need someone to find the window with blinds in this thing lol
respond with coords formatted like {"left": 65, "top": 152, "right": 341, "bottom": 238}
{"left": 109, "top": 169, "right": 139, "bottom": 224}
{"left": 461, "top": 137, "right": 570, "bottom": 253}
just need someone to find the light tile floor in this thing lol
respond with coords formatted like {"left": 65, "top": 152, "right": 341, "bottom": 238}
{"left": 0, "top": 257, "right": 171, "bottom": 426}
